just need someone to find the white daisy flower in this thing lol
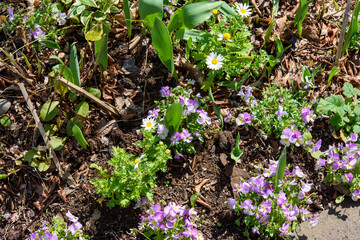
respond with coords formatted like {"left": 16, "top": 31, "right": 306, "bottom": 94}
{"left": 141, "top": 117, "right": 156, "bottom": 130}
{"left": 205, "top": 52, "right": 224, "bottom": 70}
{"left": 236, "top": 3, "right": 252, "bottom": 17}
{"left": 217, "top": 33, "right": 232, "bottom": 42}
{"left": 134, "top": 154, "right": 144, "bottom": 169}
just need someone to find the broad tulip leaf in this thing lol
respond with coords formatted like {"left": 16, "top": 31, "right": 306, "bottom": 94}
{"left": 69, "top": 42, "right": 81, "bottom": 87}
{"left": 95, "top": 22, "right": 110, "bottom": 70}
{"left": 274, "top": 147, "right": 287, "bottom": 191}
{"left": 40, "top": 101, "right": 59, "bottom": 122}
{"left": 75, "top": 101, "right": 89, "bottom": 117}
{"left": 164, "top": 102, "right": 183, "bottom": 133}
{"left": 72, "top": 125, "right": 89, "bottom": 149}
{"left": 139, "top": 0, "right": 162, "bottom": 29}
{"left": 123, "top": 0, "right": 132, "bottom": 39}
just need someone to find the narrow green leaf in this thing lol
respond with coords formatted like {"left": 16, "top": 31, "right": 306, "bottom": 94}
{"left": 326, "top": 66, "right": 339, "bottom": 88}
{"left": 294, "top": 0, "right": 313, "bottom": 36}
{"left": 274, "top": 37, "right": 284, "bottom": 58}
{"left": 185, "top": 37, "right": 192, "bottom": 59}
{"left": 39, "top": 40, "right": 60, "bottom": 50}
{"left": 218, "top": 2, "right": 237, "bottom": 17}
{"left": 95, "top": 22, "right": 110, "bottom": 70}
{"left": 190, "top": 193, "right": 201, "bottom": 207}
{"left": 152, "top": 17, "right": 175, "bottom": 77}
{"left": 40, "top": 101, "right": 59, "bottom": 122}
{"left": 274, "top": 147, "right": 287, "bottom": 191}
{"left": 72, "top": 125, "right": 88, "bottom": 149}
{"left": 66, "top": 117, "right": 84, "bottom": 136}
{"left": 342, "top": 1, "right": 360, "bottom": 55}
{"left": 69, "top": 42, "right": 81, "bottom": 87}
{"left": 231, "top": 133, "right": 243, "bottom": 162}
{"left": 123, "top": 0, "right": 132, "bottom": 39}
{"left": 164, "top": 102, "right": 183, "bottom": 133}
{"left": 264, "top": 20, "right": 275, "bottom": 47}
{"left": 174, "top": 29, "right": 211, "bottom": 43}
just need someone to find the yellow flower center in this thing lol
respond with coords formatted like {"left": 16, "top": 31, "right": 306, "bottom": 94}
{"left": 240, "top": 8, "right": 246, "bottom": 14}
{"left": 211, "top": 58, "right": 218, "bottom": 65}
{"left": 223, "top": 33, "right": 231, "bottom": 40}
{"left": 212, "top": 9, "right": 218, "bottom": 15}
{"left": 146, "top": 122, "right": 152, "bottom": 128}
{"left": 134, "top": 158, "right": 140, "bottom": 164}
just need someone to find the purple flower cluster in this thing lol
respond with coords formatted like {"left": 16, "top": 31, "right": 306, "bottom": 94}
{"left": 170, "top": 129, "right": 193, "bottom": 144}
{"left": 30, "top": 26, "right": 46, "bottom": 40}
{"left": 139, "top": 202, "right": 204, "bottom": 240}
{"left": 280, "top": 125, "right": 304, "bottom": 147}
{"left": 228, "top": 162, "right": 318, "bottom": 238}
{"left": 29, "top": 211, "right": 87, "bottom": 240}
{"left": 160, "top": 86, "right": 171, "bottom": 97}
{"left": 315, "top": 133, "right": 360, "bottom": 201}
{"left": 237, "top": 86, "right": 253, "bottom": 102}
{"left": 301, "top": 108, "right": 316, "bottom": 124}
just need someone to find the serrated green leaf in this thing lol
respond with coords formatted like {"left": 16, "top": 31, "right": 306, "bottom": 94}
{"left": 75, "top": 101, "right": 89, "bottom": 117}
{"left": 164, "top": 103, "right": 183, "bottom": 133}
{"left": 317, "top": 95, "right": 345, "bottom": 116}
{"left": 40, "top": 101, "right": 59, "bottom": 122}
{"left": 72, "top": 125, "right": 88, "bottom": 149}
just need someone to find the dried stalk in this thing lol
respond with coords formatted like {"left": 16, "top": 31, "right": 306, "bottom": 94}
{"left": 334, "top": 0, "right": 352, "bottom": 65}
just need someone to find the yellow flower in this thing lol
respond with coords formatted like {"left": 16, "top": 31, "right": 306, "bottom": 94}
{"left": 217, "top": 33, "right": 232, "bottom": 42}
{"left": 212, "top": 9, "right": 218, "bottom": 15}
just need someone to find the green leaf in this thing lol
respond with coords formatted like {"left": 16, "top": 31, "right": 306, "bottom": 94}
{"left": 168, "top": 1, "right": 224, "bottom": 33}
{"left": 0, "top": 116, "right": 11, "bottom": 127}
{"left": 185, "top": 37, "right": 192, "bottom": 59}
{"left": 343, "top": 82, "right": 360, "bottom": 98}
{"left": 272, "top": 0, "right": 279, "bottom": 17}
{"left": 264, "top": 20, "right": 275, "bottom": 47}
{"left": 294, "top": 0, "right": 313, "bottom": 36}
{"left": 75, "top": 101, "right": 89, "bottom": 117}
{"left": 72, "top": 125, "right": 89, "bottom": 149}
{"left": 139, "top": 0, "right": 163, "bottom": 29}
{"left": 231, "top": 133, "right": 243, "bottom": 162}
{"left": 353, "top": 125, "right": 360, "bottom": 134}
{"left": 326, "top": 66, "right": 339, "bottom": 88}
{"left": 274, "top": 147, "right": 286, "bottom": 191}
{"left": 94, "top": 10, "right": 106, "bottom": 21}
{"left": 190, "top": 193, "right": 201, "bottom": 207}
{"left": 342, "top": 1, "right": 360, "bottom": 55}
{"left": 50, "top": 137, "right": 66, "bottom": 151}
{"left": 95, "top": 22, "right": 110, "bottom": 70}
{"left": 79, "top": 0, "right": 98, "bottom": 8}
{"left": 164, "top": 102, "right": 183, "bottom": 133}
{"left": 40, "top": 101, "right": 59, "bottom": 122}
{"left": 69, "top": 42, "right": 81, "bottom": 87}
{"left": 151, "top": 17, "right": 175, "bottom": 77}
{"left": 39, "top": 40, "right": 60, "bottom": 50}
{"left": 66, "top": 117, "right": 84, "bottom": 136}
{"left": 44, "top": 124, "right": 58, "bottom": 136}
{"left": 174, "top": 29, "right": 211, "bottom": 43}
{"left": 311, "top": 150, "right": 323, "bottom": 159}
{"left": 335, "top": 195, "right": 345, "bottom": 204}
{"left": 218, "top": 3, "right": 237, "bottom": 17}
{"left": 85, "top": 23, "right": 103, "bottom": 41}
{"left": 25, "top": 149, "right": 50, "bottom": 172}
{"left": 317, "top": 95, "right": 345, "bottom": 116}
{"left": 0, "top": 174, "right": 8, "bottom": 180}
{"left": 123, "top": 0, "right": 132, "bottom": 39}
{"left": 80, "top": 10, "right": 93, "bottom": 28}
{"left": 274, "top": 37, "right": 284, "bottom": 58}
{"left": 68, "top": 3, "right": 86, "bottom": 18}
{"left": 86, "top": 87, "right": 101, "bottom": 98}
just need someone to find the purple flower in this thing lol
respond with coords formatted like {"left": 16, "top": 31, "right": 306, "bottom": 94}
{"left": 284, "top": 204, "right": 299, "bottom": 221}
{"left": 8, "top": 7, "right": 14, "bottom": 22}
{"left": 186, "top": 99, "right": 199, "bottom": 114}
{"left": 312, "top": 139, "right": 322, "bottom": 153}
{"left": 148, "top": 108, "right": 160, "bottom": 118}
{"left": 23, "top": 16, "right": 29, "bottom": 24}
{"left": 341, "top": 173, "right": 353, "bottom": 183}
{"left": 235, "top": 112, "right": 251, "bottom": 126}
{"left": 197, "top": 109, "right": 211, "bottom": 125}
{"left": 240, "top": 199, "right": 256, "bottom": 215}
{"left": 280, "top": 128, "right": 293, "bottom": 146}
{"left": 309, "top": 213, "right": 319, "bottom": 226}
{"left": 234, "top": 182, "right": 250, "bottom": 195}
{"left": 170, "top": 131, "right": 181, "bottom": 144}
{"left": 157, "top": 124, "right": 169, "bottom": 140}
{"left": 174, "top": 154, "right": 183, "bottom": 159}
{"left": 228, "top": 198, "right": 236, "bottom": 210}
{"left": 350, "top": 133, "right": 358, "bottom": 142}
{"left": 300, "top": 180, "right": 312, "bottom": 193}
{"left": 66, "top": 211, "right": 79, "bottom": 223}
{"left": 292, "top": 166, "right": 306, "bottom": 178}
{"left": 258, "top": 200, "right": 272, "bottom": 215}
{"left": 290, "top": 130, "right": 304, "bottom": 147}
{"left": 134, "top": 197, "right": 147, "bottom": 208}
{"left": 44, "top": 230, "right": 58, "bottom": 240}
{"left": 31, "top": 26, "right": 46, "bottom": 40}
{"left": 195, "top": 131, "right": 201, "bottom": 137}
{"left": 164, "top": 202, "right": 181, "bottom": 217}
{"left": 30, "top": 233, "right": 41, "bottom": 240}
{"left": 278, "top": 98, "right": 283, "bottom": 103}
{"left": 315, "top": 158, "right": 326, "bottom": 170}
{"left": 147, "top": 204, "right": 162, "bottom": 217}
{"left": 301, "top": 107, "right": 316, "bottom": 124}
{"left": 159, "top": 86, "right": 171, "bottom": 97}
{"left": 300, "top": 208, "right": 311, "bottom": 221}
{"left": 304, "top": 76, "right": 313, "bottom": 89}
{"left": 275, "top": 105, "right": 287, "bottom": 121}
{"left": 352, "top": 189, "right": 360, "bottom": 201}
{"left": 180, "top": 129, "right": 193, "bottom": 143}
{"left": 224, "top": 110, "right": 231, "bottom": 123}
{"left": 164, "top": 6, "right": 173, "bottom": 15}
{"left": 69, "top": 222, "right": 82, "bottom": 235}
{"left": 279, "top": 222, "right": 290, "bottom": 237}
{"left": 252, "top": 227, "right": 260, "bottom": 235}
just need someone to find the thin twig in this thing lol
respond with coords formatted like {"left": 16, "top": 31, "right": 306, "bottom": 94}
{"left": 251, "top": 0, "right": 263, "bottom": 18}
{"left": 334, "top": 0, "right": 352, "bottom": 65}
{"left": 57, "top": 77, "right": 120, "bottom": 116}
{"left": 18, "top": 83, "right": 63, "bottom": 176}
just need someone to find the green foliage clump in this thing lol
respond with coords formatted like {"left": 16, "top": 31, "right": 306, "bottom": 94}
{"left": 90, "top": 130, "right": 171, "bottom": 207}
{"left": 316, "top": 82, "right": 360, "bottom": 135}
